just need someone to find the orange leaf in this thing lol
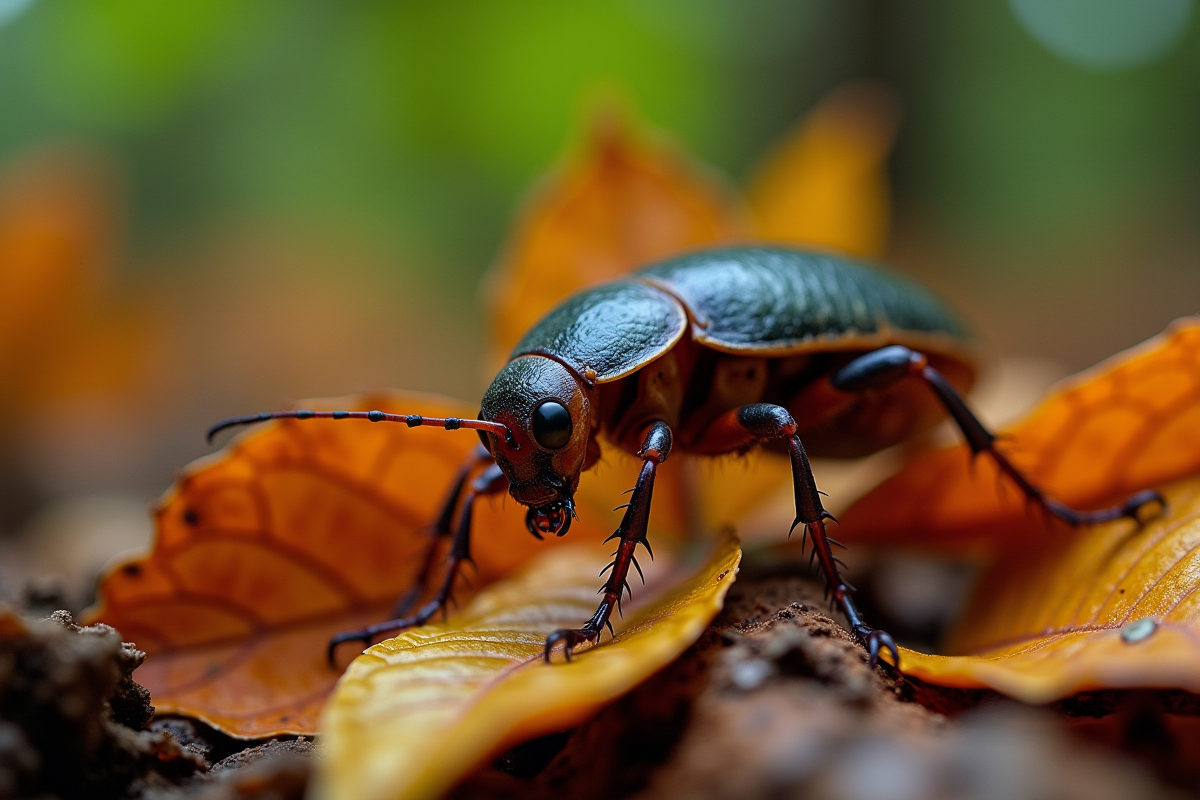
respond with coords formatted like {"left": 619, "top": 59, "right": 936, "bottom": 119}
{"left": 483, "top": 108, "right": 745, "bottom": 364}
{"left": 314, "top": 535, "right": 740, "bottom": 800}
{"left": 838, "top": 316, "right": 1200, "bottom": 548}
{"left": 748, "top": 83, "right": 899, "bottom": 258}
{"left": 0, "top": 147, "right": 116, "bottom": 397}
{"left": 899, "top": 475, "right": 1200, "bottom": 702}
{"left": 84, "top": 391, "right": 617, "bottom": 737}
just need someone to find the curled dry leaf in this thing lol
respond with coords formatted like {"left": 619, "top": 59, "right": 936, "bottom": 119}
{"left": 839, "top": 316, "right": 1200, "bottom": 548}
{"left": 84, "top": 392, "right": 624, "bottom": 737}
{"left": 314, "top": 534, "right": 740, "bottom": 800}
{"left": 899, "top": 475, "right": 1200, "bottom": 703}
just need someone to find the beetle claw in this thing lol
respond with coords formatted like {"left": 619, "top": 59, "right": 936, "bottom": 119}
{"left": 1124, "top": 489, "right": 1167, "bottom": 523}
{"left": 327, "top": 630, "right": 371, "bottom": 667}
{"left": 543, "top": 626, "right": 598, "bottom": 663}
{"left": 854, "top": 625, "right": 900, "bottom": 670}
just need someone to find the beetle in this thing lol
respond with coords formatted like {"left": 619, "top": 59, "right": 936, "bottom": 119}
{"left": 208, "top": 246, "right": 1162, "bottom": 667}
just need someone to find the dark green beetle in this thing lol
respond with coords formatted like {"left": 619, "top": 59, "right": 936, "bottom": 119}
{"left": 209, "top": 246, "right": 1161, "bottom": 668}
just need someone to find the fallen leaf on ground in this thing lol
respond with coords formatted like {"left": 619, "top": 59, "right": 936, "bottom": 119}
{"left": 83, "top": 392, "right": 620, "bottom": 737}
{"left": 899, "top": 474, "right": 1200, "bottom": 703}
{"left": 314, "top": 534, "right": 740, "bottom": 800}
{"left": 838, "top": 316, "right": 1200, "bottom": 548}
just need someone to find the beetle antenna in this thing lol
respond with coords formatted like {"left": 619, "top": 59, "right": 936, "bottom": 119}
{"left": 206, "top": 409, "right": 517, "bottom": 448}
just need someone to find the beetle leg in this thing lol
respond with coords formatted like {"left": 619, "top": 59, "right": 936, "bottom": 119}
{"left": 735, "top": 403, "right": 900, "bottom": 669}
{"left": 832, "top": 346, "right": 1166, "bottom": 526}
{"left": 544, "top": 421, "right": 672, "bottom": 663}
{"left": 392, "top": 444, "right": 494, "bottom": 617}
{"left": 327, "top": 461, "right": 508, "bottom": 666}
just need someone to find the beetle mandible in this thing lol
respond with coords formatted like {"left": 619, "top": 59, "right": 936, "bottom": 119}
{"left": 208, "top": 246, "right": 1163, "bottom": 667}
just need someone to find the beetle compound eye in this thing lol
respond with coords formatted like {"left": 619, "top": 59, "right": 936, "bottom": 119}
{"left": 530, "top": 401, "right": 572, "bottom": 449}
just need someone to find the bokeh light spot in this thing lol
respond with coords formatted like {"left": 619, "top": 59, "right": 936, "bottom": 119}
{"left": 1009, "top": 0, "right": 1193, "bottom": 71}
{"left": 0, "top": 0, "right": 32, "bottom": 27}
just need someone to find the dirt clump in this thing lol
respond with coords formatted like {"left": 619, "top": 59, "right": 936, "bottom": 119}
{"left": 0, "top": 606, "right": 204, "bottom": 799}
{"left": 181, "top": 740, "right": 312, "bottom": 800}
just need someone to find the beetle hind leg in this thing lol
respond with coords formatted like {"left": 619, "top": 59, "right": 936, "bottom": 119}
{"left": 832, "top": 346, "right": 1166, "bottom": 526}
{"left": 543, "top": 421, "right": 671, "bottom": 663}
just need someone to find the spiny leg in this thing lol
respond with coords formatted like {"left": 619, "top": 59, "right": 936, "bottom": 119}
{"left": 727, "top": 403, "right": 899, "bottom": 668}
{"left": 831, "top": 346, "right": 1165, "bottom": 525}
{"left": 328, "top": 462, "right": 508, "bottom": 665}
{"left": 393, "top": 444, "right": 494, "bottom": 617}
{"left": 543, "top": 421, "right": 671, "bottom": 663}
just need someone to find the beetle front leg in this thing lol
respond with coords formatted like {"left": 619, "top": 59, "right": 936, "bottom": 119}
{"left": 328, "top": 462, "right": 508, "bottom": 665}
{"left": 544, "top": 421, "right": 672, "bottom": 663}
{"left": 832, "top": 346, "right": 1165, "bottom": 525}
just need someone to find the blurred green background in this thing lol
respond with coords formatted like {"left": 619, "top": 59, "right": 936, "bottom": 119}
{"left": 0, "top": 0, "right": 1196, "bottom": 601}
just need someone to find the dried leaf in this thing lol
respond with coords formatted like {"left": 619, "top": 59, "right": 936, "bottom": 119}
{"left": 0, "top": 146, "right": 166, "bottom": 426}
{"left": 748, "top": 83, "right": 899, "bottom": 258}
{"left": 899, "top": 475, "right": 1200, "bottom": 703}
{"left": 483, "top": 108, "right": 745, "bottom": 364}
{"left": 314, "top": 535, "right": 740, "bottom": 800}
{"left": 84, "top": 392, "right": 618, "bottom": 737}
{"left": 838, "top": 317, "right": 1200, "bottom": 548}
{"left": 0, "top": 147, "right": 117, "bottom": 412}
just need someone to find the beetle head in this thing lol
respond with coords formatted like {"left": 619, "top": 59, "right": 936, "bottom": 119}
{"left": 480, "top": 355, "right": 593, "bottom": 538}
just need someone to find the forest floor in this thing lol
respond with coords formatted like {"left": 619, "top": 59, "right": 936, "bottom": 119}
{"left": 2, "top": 559, "right": 1197, "bottom": 800}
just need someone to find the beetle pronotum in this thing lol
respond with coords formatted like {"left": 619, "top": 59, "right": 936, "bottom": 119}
{"left": 209, "top": 247, "right": 1163, "bottom": 667}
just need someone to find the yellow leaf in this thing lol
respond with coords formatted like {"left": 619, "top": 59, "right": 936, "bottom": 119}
{"left": 314, "top": 535, "right": 740, "bottom": 800}
{"left": 748, "top": 82, "right": 899, "bottom": 258}
{"left": 899, "top": 475, "right": 1200, "bottom": 703}
{"left": 839, "top": 316, "right": 1200, "bottom": 548}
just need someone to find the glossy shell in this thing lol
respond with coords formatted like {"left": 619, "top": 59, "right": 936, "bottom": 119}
{"left": 512, "top": 247, "right": 976, "bottom": 384}
{"left": 640, "top": 247, "right": 973, "bottom": 360}
{"left": 511, "top": 280, "right": 687, "bottom": 382}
